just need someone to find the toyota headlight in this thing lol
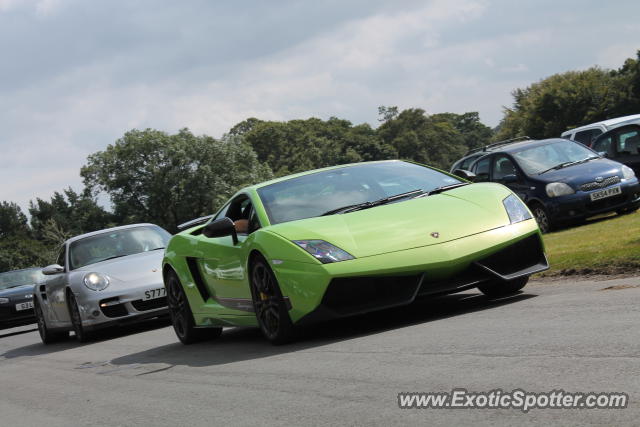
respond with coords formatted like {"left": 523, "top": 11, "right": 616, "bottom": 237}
{"left": 293, "top": 240, "right": 355, "bottom": 264}
{"left": 545, "top": 182, "right": 575, "bottom": 197}
{"left": 503, "top": 194, "right": 532, "bottom": 224}
{"left": 0, "top": 297, "right": 9, "bottom": 304}
{"left": 622, "top": 165, "right": 636, "bottom": 180}
{"left": 83, "top": 272, "right": 110, "bottom": 291}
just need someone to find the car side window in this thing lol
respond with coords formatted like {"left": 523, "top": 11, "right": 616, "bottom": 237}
{"left": 460, "top": 155, "right": 479, "bottom": 170}
{"left": 473, "top": 157, "right": 492, "bottom": 182}
{"left": 56, "top": 247, "right": 66, "bottom": 269}
{"left": 492, "top": 156, "right": 517, "bottom": 181}
{"left": 221, "top": 196, "right": 261, "bottom": 236}
{"left": 574, "top": 129, "right": 602, "bottom": 145}
{"left": 593, "top": 136, "right": 614, "bottom": 157}
{"left": 616, "top": 129, "right": 640, "bottom": 155}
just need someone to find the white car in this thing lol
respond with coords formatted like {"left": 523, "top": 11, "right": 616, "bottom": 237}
{"left": 34, "top": 223, "right": 170, "bottom": 343}
{"left": 561, "top": 114, "right": 640, "bottom": 145}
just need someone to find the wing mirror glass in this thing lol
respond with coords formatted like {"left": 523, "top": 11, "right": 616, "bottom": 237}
{"left": 202, "top": 217, "right": 238, "bottom": 244}
{"left": 42, "top": 264, "right": 64, "bottom": 275}
{"left": 453, "top": 169, "right": 476, "bottom": 181}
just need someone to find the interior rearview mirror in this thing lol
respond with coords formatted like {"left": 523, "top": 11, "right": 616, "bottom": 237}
{"left": 42, "top": 264, "right": 64, "bottom": 275}
{"left": 202, "top": 217, "right": 238, "bottom": 244}
{"left": 453, "top": 169, "right": 476, "bottom": 181}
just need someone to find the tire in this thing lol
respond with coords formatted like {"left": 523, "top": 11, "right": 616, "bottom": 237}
{"left": 68, "top": 292, "right": 91, "bottom": 343}
{"left": 530, "top": 204, "right": 552, "bottom": 233}
{"left": 478, "top": 276, "right": 529, "bottom": 298}
{"left": 250, "top": 255, "right": 295, "bottom": 345}
{"left": 165, "top": 270, "right": 221, "bottom": 344}
{"left": 34, "top": 298, "right": 68, "bottom": 344}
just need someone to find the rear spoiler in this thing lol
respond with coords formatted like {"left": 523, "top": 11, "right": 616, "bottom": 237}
{"left": 177, "top": 215, "right": 213, "bottom": 231}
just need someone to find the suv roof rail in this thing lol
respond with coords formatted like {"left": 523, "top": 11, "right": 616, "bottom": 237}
{"left": 465, "top": 135, "right": 531, "bottom": 155}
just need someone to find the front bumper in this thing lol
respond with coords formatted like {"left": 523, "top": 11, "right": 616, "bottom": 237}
{"left": 546, "top": 179, "right": 640, "bottom": 223}
{"left": 74, "top": 283, "right": 168, "bottom": 329}
{"left": 272, "top": 219, "right": 546, "bottom": 324}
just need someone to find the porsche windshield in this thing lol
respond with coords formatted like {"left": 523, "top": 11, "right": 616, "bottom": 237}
{"left": 257, "top": 161, "right": 463, "bottom": 224}
{"left": 69, "top": 226, "right": 171, "bottom": 270}
{"left": 0, "top": 268, "right": 44, "bottom": 290}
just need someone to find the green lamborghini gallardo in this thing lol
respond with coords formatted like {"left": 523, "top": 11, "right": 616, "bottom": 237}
{"left": 162, "top": 160, "right": 548, "bottom": 344}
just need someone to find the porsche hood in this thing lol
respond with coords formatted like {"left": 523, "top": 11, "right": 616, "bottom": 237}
{"left": 267, "top": 183, "right": 519, "bottom": 259}
{"left": 73, "top": 250, "right": 164, "bottom": 284}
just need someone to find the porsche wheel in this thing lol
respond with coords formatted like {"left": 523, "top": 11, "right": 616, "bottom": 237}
{"left": 250, "top": 255, "right": 295, "bottom": 345}
{"left": 68, "top": 293, "right": 91, "bottom": 343}
{"left": 35, "top": 298, "right": 68, "bottom": 344}
{"left": 478, "top": 276, "right": 529, "bottom": 298}
{"left": 166, "top": 271, "right": 221, "bottom": 344}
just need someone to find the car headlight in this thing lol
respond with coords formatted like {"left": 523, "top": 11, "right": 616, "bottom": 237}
{"left": 546, "top": 182, "right": 575, "bottom": 197}
{"left": 503, "top": 194, "right": 532, "bottom": 224}
{"left": 0, "top": 297, "right": 9, "bottom": 304}
{"left": 622, "top": 165, "right": 636, "bottom": 180}
{"left": 83, "top": 273, "right": 110, "bottom": 291}
{"left": 292, "top": 240, "right": 355, "bottom": 264}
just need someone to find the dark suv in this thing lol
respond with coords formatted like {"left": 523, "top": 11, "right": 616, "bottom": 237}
{"left": 452, "top": 138, "right": 640, "bottom": 232}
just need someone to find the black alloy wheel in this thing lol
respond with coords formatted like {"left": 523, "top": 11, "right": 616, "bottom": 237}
{"left": 68, "top": 292, "right": 90, "bottom": 343}
{"left": 166, "top": 271, "right": 221, "bottom": 344}
{"left": 250, "top": 255, "right": 294, "bottom": 345}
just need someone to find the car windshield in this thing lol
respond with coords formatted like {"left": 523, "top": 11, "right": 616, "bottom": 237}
{"left": 0, "top": 268, "right": 44, "bottom": 290}
{"left": 257, "top": 161, "right": 463, "bottom": 225}
{"left": 69, "top": 226, "right": 171, "bottom": 270}
{"left": 512, "top": 140, "right": 598, "bottom": 175}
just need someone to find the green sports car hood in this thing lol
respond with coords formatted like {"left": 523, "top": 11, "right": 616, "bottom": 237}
{"left": 266, "top": 183, "right": 516, "bottom": 259}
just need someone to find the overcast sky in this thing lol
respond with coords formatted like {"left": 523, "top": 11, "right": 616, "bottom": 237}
{"left": 1, "top": 0, "right": 639, "bottom": 213}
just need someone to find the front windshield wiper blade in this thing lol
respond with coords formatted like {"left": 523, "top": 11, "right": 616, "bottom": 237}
{"left": 148, "top": 247, "right": 165, "bottom": 251}
{"left": 418, "top": 182, "right": 470, "bottom": 197}
{"left": 538, "top": 156, "right": 600, "bottom": 175}
{"left": 95, "top": 254, "right": 129, "bottom": 263}
{"left": 321, "top": 189, "right": 425, "bottom": 216}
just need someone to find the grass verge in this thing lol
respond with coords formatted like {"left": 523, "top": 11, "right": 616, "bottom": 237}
{"left": 541, "top": 210, "right": 640, "bottom": 277}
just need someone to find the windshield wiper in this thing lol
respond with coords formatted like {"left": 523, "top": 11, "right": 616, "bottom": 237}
{"left": 148, "top": 247, "right": 165, "bottom": 251}
{"left": 321, "top": 189, "right": 426, "bottom": 216}
{"left": 95, "top": 254, "right": 129, "bottom": 263}
{"left": 538, "top": 156, "right": 600, "bottom": 175}
{"left": 417, "top": 182, "right": 470, "bottom": 197}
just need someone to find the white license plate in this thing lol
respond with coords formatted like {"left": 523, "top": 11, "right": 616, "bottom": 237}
{"left": 590, "top": 185, "right": 622, "bottom": 201}
{"left": 143, "top": 287, "right": 166, "bottom": 301}
{"left": 15, "top": 301, "right": 34, "bottom": 311}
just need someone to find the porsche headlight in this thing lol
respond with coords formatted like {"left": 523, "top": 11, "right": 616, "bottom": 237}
{"left": 83, "top": 272, "right": 110, "bottom": 291}
{"left": 503, "top": 194, "right": 532, "bottom": 224}
{"left": 0, "top": 297, "right": 9, "bottom": 304}
{"left": 622, "top": 165, "right": 635, "bottom": 180}
{"left": 293, "top": 240, "right": 355, "bottom": 264}
{"left": 545, "top": 182, "right": 575, "bottom": 197}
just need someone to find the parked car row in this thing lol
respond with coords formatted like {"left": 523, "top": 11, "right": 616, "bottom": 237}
{"left": 4, "top": 160, "right": 549, "bottom": 345}
{"left": 451, "top": 132, "right": 640, "bottom": 233}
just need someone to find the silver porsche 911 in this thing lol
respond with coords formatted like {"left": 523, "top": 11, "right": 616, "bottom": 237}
{"left": 34, "top": 223, "right": 171, "bottom": 343}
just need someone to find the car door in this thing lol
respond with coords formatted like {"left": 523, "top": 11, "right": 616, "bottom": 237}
{"left": 43, "top": 245, "right": 72, "bottom": 325}
{"left": 197, "top": 195, "right": 259, "bottom": 312}
{"left": 491, "top": 154, "right": 530, "bottom": 201}
{"left": 612, "top": 126, "right": 640, "bottom": 175}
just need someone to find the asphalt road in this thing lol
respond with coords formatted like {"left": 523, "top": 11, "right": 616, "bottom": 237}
{"left": 1, "top": 276, "right": 639, "bottom": 427}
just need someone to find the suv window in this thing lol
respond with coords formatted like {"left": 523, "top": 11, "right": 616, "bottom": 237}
{"left": 492, "top": 155, "right": 517, "bottom": 181}
{"left": 593, "top": 135, "right": 614, "bottom": 157}
{"left": 617, "top": 129, "right": 640, "bottom": 155}
{"left": 473, "top": 157, "right": 492, "bottom": 182}
{"left": 574, "top": 129, "right": 602, "bottom": 145}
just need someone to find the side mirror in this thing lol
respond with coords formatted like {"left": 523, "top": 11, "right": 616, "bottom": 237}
{"left": 42, "top": 264, "right": 64, "bottom": 275}
{"left": 202, "top": 217, "right": 238, "bottom": 244}
{"left": 597, "top": 151, "right": 608, "bottom": 158}
{"left": 501, "top": 174, "right": 518, "bottom": 184}
{"left": 453, "top": 169, "right": 476, "bottom": 181}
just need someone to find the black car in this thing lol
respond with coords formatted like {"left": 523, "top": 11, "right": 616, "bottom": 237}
{"left": 0, "top": 267, "right": 44, "bottom": 328}
{"left": 591, "top": 120, "right": 640, "bottom": 176}
{"left": 452, "top": 138, "right": 640, "bottom": 232}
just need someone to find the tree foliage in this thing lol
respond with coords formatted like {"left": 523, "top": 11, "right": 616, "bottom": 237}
{"left": 81, "top": 128, "right": 272, "bottom": 231}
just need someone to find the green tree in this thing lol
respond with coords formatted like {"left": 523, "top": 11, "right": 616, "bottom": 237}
{"left": 81, "top": 128, "right": 272, "bottom": 231}
{"left": 0, "top": 201, "right": 30, "bottom": 239}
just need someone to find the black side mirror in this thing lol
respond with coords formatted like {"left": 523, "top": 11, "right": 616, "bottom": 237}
{"left": 453, "top": 169, "right": 476, "bottom": 181}
{"left": 203, "top": 217, "right": 238, "bottom": 244}
{"left": 501, "top": 174, "right": 518, "bottom": 184}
